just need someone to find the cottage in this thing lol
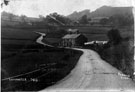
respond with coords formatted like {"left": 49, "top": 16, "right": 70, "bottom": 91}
{"left": 62, "top": 34, "right": 87, "bottom": 47}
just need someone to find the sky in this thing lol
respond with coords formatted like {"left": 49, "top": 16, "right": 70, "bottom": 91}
{"left": 1, "top": 0, "right": 135, "bottom": 17}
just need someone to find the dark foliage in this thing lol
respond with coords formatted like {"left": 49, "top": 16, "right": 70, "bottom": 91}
{"left": 107, "top": 29, "right": 122, "bottom": 45}
{"left": 108, "top": 14, "right": 134, "bottom": 26}
{"left": 99, "top": 29, "right": 134, "bottom": 78}
{"left": 79, "top": 15, "right": 88, "bottom": 24}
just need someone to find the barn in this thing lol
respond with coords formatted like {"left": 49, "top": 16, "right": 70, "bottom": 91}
{"left": 62, "top": 34, "right": 87, "bottom": 47}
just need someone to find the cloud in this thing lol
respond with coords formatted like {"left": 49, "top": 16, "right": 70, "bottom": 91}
{"left": 2, "top": 0, "right": 134, "bottom": 17}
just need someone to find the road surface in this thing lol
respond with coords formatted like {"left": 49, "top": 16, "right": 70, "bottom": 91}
{"left": 40, "top": 49, "right": 135, "bottom": 92}
{"left": 35, "top": 32, "right": 54, "bottom": 47}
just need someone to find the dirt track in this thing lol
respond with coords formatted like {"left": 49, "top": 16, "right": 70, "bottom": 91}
{"left": 40, "top": 49, "right": 135, "bottom": 92}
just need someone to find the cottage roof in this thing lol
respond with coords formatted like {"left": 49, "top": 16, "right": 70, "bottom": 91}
{"left": 62, "top": 34, "right": 81, "bottom": 39}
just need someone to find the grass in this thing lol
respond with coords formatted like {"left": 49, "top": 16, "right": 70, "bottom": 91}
{"left": 2, "top": 25, "right": 132, "bottom": 42}
{"left": 1, "top": 27, "right": 42, "bottom": 59}
{"left": 100, "top": 41, "right": 134, "bottom": 77}
{"left": 1, "top": 25, "right": 134, "bottom": 90}
{"left": 60, "top": 26, "right": 133, "bottom": 41}
{"left": 1, "top": 26, "right": 83, "bottom": 91}
{"left": 2, "top": 47, "right": 82, "bottom": 91}
{"left": 1, "top": 27, "right": 39, "bottom": 40}
{"left": 83, "top": 26, "right": 134, "bottom": 79}
{"left": 2, "top": 47, "right": 82, "bottom": 78}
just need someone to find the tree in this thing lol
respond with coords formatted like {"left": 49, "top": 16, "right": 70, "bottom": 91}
{"left": 100, "top": 18, "right": 108, "bottom": 26}
{"left": 79, "top": 15, "right": 88, "bottom": 24}
{"left": 107, "top": 28, "right": 134, "bottom": 77}
{"left": 39, "top": 15, "right": 44, "bottom": 19}
{"left": 45, "top": 12, "right": 72, "bottom": 25}
{"left": 109, "top": 14, "right": 134, "bottom": 26}
{"left": 8, "top": 13, "right": 14, "bottom": 21}
{"left": 107, "top": 29, "right": 122, "bottom": 45}
{"left": 38, "top": 15, "right": 47, "bottom": 23}
{"left": 20, "top": 15, "right": 27, "bottom": 23}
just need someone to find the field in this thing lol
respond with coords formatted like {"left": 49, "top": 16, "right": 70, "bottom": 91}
{"left": 2, "top": 25, "right": 133, "bottom": 60}
{"left": 1, "top": 26, "right": 83, "bottom": 91}
{"left": 1, "top": 25, "right": 134, "bottom": 90}
{"left": 60, "top": 26, "right": 133, "bottom": 41}
{"left": 2, "top": 47, "right": 82, "bottom": 91}
{"left": 72, "top": 26, "right": 134, "bottom": 79}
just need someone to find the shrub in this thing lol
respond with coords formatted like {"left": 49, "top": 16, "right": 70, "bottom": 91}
{"left": 100, "top": 29, "right": 134, "bottom": 78}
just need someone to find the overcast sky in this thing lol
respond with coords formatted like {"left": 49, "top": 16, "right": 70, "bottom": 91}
{"left": 2, "top": 0, "right": 135, "bottom": 17}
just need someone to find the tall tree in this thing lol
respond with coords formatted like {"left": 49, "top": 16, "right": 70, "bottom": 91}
{"left": 109, "top": 14, "right": 134, "bottom": 26}
{"left": 107, "top": 29, "right": 122, "bottom": 45}
{"left": 79, "top": 15, "right": 88, "bottom": 24}
{"left": 39, "top": 15, "right": 45, "bottom": 20}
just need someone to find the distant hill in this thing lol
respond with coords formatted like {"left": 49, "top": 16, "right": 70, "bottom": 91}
{"left": 88, "top": 6, "right": 133, "bottom": 18}
{"left": 1, "top": 11, "right": 42, "bottom": 22}
{"left": 67, "top": 9, "right": 90, "bottom": 21}
{"left": 67, "top": 6, "right": 133, "bottom": 20}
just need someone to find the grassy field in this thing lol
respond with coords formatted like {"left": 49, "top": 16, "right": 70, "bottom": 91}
{"left": 2, "top": 25, "right": 133, "bottom": 53}
{"left": 80, "top": 26, "right": 134, "bottom": 79}
{"left": 1, "top": 26, "right": 83, "bottom": 91}
{"left": 2, "top": 25, "right": 133, "bottom": 59}
{"left": 1, "top": 25, "right": 134, "bottom": 90}
{"left": 2, "top": 46, "right": 82, "bottom": 91}
{"left": 2, "top": 25, "right": 132, "bottom": 41}
{"left": 1, "top": 27, "right": 40, "bottom": 40}
{"left": 2, "top": 47, "right": 82, "bottom": 78}
{"left": 60, "top": 26, "right": 133, "bottom": 41}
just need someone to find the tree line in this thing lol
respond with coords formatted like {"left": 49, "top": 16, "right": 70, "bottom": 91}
{"left": 2, "top": 11, "right": 134, "bottom": 26}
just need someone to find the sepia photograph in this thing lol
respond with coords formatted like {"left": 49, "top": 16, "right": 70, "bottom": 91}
{"left": 1, "top": 0, "right": 135, "bottom": 92}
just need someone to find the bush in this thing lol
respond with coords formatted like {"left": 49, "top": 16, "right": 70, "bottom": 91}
{"left": 100, "top": 29, "right": 134, "bottom": 78}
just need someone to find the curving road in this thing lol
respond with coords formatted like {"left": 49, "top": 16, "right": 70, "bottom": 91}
{"left": 40, "top": 49, "right": 135, "bottom": 92}
{"left": 35, "top": 31, "right": 54, "bottom": 47}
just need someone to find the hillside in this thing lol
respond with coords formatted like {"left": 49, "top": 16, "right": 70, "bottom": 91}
{"left": 88, "top": 6, "right": 133, "bottom": 18}
{"left": 67, "top": 9, "right": 90, "bottom": 21}
{"left": 67, "top": 6, "right": 133, "bottom": 20}
{"left": 1, "top": 11, "right": 42, "bottom": 22}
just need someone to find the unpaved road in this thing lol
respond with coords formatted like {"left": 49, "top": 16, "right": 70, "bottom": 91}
{"left": 35, "top": 31, "right": 54, "bottom": 47}
{"left": 40, "top": 49, "right": 135, "bottom": 92}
